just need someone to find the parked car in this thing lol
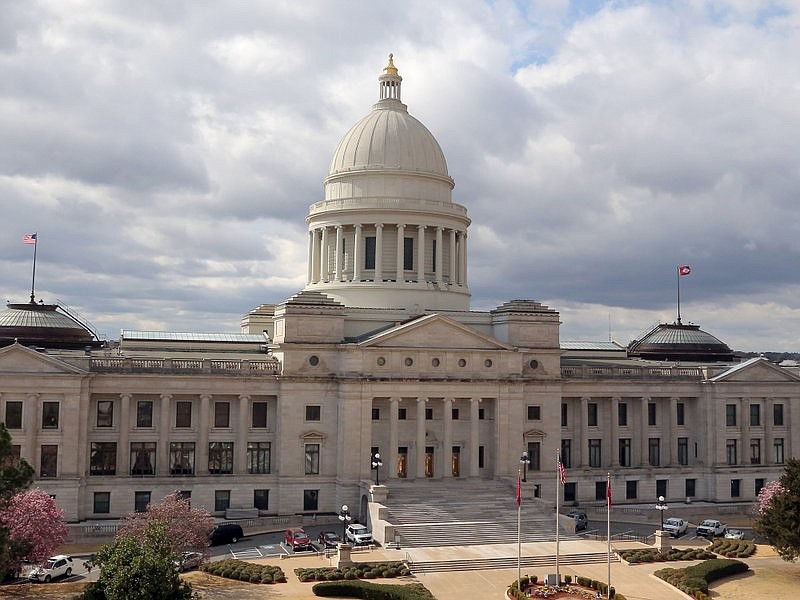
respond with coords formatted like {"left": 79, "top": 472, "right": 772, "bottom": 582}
{"left": 565, "top": 511, "right": 588, "bottom": 531}
{"left": 345, "top": 523, "right": 373, "bottom": 545}
{"left": 725, "top": 528, "right": 745, "bottom": 540}
{"left": 28, "top": 555, "right": 74, "bottom": 583}
{"left": 210, "top": 523, "right": 244, "bottom": 545}
{"left": 696, "top": 519, "right": 727, "bottom": 537}
{"left": 317, "top": 530, "right": 341, "bottom": 549}
{"left": 175, "top": 551, "right": 206, "bottom": 572}
{"left": 663, "top": 517, "right": 689, "bottom": 537}
{"left": 284, "top": 527, "right": 313, "bottom": 551}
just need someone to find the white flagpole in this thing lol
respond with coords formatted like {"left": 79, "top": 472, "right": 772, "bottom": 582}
{"left": 555, "top": 449, "right": 560, "bottom": 583}
{"left": 517, "top": 468, "right": 522, "bottom": 587}
{"left": 607, "top": 472, "right": 611, "bottom": 599}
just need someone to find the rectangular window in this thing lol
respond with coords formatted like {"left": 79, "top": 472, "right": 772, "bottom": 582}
{"left": 648, "top": 438, "right": 660, "bottom": 467}
{"left": 726, "top": 439, "right": 737, "bottom": 465}
{"left": 618, "top": 402, "right": 627, "bottom": 427}
{"left": 134, "top": 491, "right": 151, "bottom": 513}
{"left": 208, "top": 442, "right": 234, "bottom": 474}
{"left": 527, "top": 441, "right": 541, "bottom": 471}
{"left": 755, "top": 478, "right": 765, "bottom": 496}
{"left": 479, "top": 408, "right": 485, "bottom": 420}
{"left": 626, "top": 480, "right": 638, "bottom": 500}
{"left": 90, "top": 442, "right": 117, "bottom": 476}
{"left": 305, "top": 405, "right": 321, "bottom": 421}
{"left": 398, "top": 407, "right": 407, "bottom": 420}
{"left": 527, "top": 405, "right": 541, "bottom": 421}
{"left": 452, "top": 408, "right": 459, "bottom": 420}
{"left": 305, "top": 443, "right": 320, "bottom": 475}
{"left": 364, "top": 236, "right": 376, "bottom": 270}
{"left": 247, "top": 441, "right": 271, "bottom": 474}
{"left": 561, "top": 439, "right": 572, "bottom": 468}
{"left": 678, "top": 437, "right": 689, "bottom": 466}
{"left": 656, "top": 479, "right": 668, "bottom": 498}
{"left": 478, "top": 445, "right": 485, "bottom": 469}
{"left": 93, "top": 492, "right": 110, "bottom": 514}
{"left": 648, "top": 402, "right": 657, "bottom": 426}
{"left": 254, "top": 489, "right": 269, "bottom": 511}
{"left": 619, "top": 438, "right": 631, "bottom": 467}
{"left": 4, "top": 401, "right": 22, "bottom": 429}
{"left": 8, "top": 445, "right": 21, "bottom": 464}
{"left": 175, "top": 402, "right": 192, "bottom": 428}
{"left": 773, "top": 403, "right": 784, "bottom": 426}
{"left": 215, "top": 490, "right": 231, "bottom": 512}
{"left": 252, "top": 401, "right": 268, "bottom": 428}
{"left": 774, "top": 438, "right": 785, "bottom": 464}
{"left": 303, "top": 489, "right": 319, "bottom": 511}
{"left": 676, "top": 402, "right": 685, "bottom": 426}
{"left": 750, "top": 404, "right": 760, "bottom": 427}
{"left": 726, "top": 404, "right": 737, "bottom": 427}
{"left": 596, "top": 481, "right": 607, "bottom": 501}
{"left": 372, "top": 408, "right": 380, "bottom": 420}
{"left": 42, "top": 402, "right": 59, "bottom": 428}
{"left": 403, "top": 237, "right": 413, "bottom": 270}
{"left": 137, "top": 401, "right": 153, "bottom": 428}
{"left": 587, "top": 403, "right": 598, "bottom": 427}
{"left": 750, "top": 439, "right": 761, "bottom": 464}
{"left": 40, "top": 444, "right": 58, "bottom": 477}
{"left": 130, "top": 442, "right": 156, "bottom": 476}
{"left": 685, "top": 478, "right": 696, "bottom": 498}
{"left": 96, "top": 400, "right": 113, "bottom": 428}
{"left": 589, "top": 439, "right": 601, "bottom": 468}
{"left": 214, "top": 402, "right": 230, "bottom": 428}
{"left": 425, "top": 408, "right": 433, "bottom": 420}
{"left": 169, "top": 442, "right": 195, "bottom": 475}
{"left": 731, "top": 479, "right": 741, "bottom": 498}
{"left": 561, "top": 403, "right": 568, "bottom": 427}
{"left": 432, "top": 238, "right": 437, "bottom": 272}
{"left": 564, "top": 482, "right": 576, "bottom": 503}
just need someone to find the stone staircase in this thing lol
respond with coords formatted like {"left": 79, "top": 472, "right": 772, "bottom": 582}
{"left": 407, "top": 551, "right": 618, "bottom": 574}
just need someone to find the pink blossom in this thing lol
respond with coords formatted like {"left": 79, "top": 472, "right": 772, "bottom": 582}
{"left": 0, "top": 488, "right": 68, "bottom": 570}
{"left": 757, "top": 480, "right": 786, "bottom": 516}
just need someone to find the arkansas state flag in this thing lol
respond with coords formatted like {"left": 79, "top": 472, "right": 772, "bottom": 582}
{"left": 516, "top": 476, "right": 521, "bottom": 507}
{"left": 607, "top": 479, "right": 612, "bottom": 508}
{"left": 678, "top": 265, "right": 691, "bottom": 276}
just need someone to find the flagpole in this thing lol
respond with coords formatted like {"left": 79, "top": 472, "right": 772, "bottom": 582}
{"left": 30, "top": 233, "right": 38, "bottom": 303}
{"left": 676, "top": 265, "right": 681, "bottom": 324}
{"left": 555, "top": 449, "right": 560, "bottom": 583}
{"left": 517, "top": 467, "right": 522, "bottom": 587}
{"left": 607, "top": 472, "right": 611, "bottom": 600}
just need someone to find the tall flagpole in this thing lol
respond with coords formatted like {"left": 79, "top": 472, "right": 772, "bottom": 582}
{"left": 517, "top": 468, "right": 522, "bottom": 586}
{"left": 555, "top": 449, "right": 561, "bottom": 583}
{"left": 607, "top": 472, "right": 612, "bottom": 600}
{"left": 30, "top": 233, "right": 38, "bottom": 303}
{"left": 676, "top": 265, "right": 681, "bottom": 324}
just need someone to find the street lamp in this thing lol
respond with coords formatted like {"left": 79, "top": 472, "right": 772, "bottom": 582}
{"left": 338, "top": 504, "right": 352, "bottom": 541}
{"left": 656, "top": 495, "right": 668, "bottom": 531}
{"left": 371, "top": 452, "right": 383, "bottom": 485}
{"left": 520, "top": 451, "right": 530, "bottom": 482}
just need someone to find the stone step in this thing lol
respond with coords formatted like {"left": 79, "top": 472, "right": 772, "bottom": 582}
{"left": 408, "top": 551, "right": 618, "bottom": 574}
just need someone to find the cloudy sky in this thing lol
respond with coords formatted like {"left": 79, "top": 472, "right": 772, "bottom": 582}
{"left": 2, "top": 0, "right": 799, "bottom": 352}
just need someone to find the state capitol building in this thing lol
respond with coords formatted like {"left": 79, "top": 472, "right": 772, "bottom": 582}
{"left": 1, "top": 57, "right": 797, "bottom": 533}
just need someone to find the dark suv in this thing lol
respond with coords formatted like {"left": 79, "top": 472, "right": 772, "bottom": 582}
{"left": 566, "top": 511, "right": 588, "bottom": 531}
{"left": 210, "top": 523, "right": 243, "bottom": 545}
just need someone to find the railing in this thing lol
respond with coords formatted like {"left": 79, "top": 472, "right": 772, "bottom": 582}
{"left": 89, "top": 357, "right": 280, "bottom": 375}
{"left": 561, "top": 365, "right": 705, "bottom": 379}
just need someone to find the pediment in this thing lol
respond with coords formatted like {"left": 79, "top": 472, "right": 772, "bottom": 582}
{"left": 710, "top": 358, "right": 800, "bottom": 383}
{"left": 300, "top": 430, "right": 327, "bottom": 440}
{"left": 523, "top": 428, "right": 547, "bottom": 439}
{"left": 0, "top": 343, "right": 85, "bottom": 374}
{"left": 359, "top": 314, "right": 513, "bottom": 351}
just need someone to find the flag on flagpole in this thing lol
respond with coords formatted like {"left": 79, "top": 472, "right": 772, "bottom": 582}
{"left": 606, "top": 478, "right": 612, "bottom": 508}
{"left": 516, "top": 475, "right": 522, "bottom": 507}
{"left": 678, "top": 265, "right": 691, "bottom": 276}
{"left": 557, "top": 456, "right": 566, "bottom": 485}
{"left": 23, "top": 233, "right": 37, "bottom": 245}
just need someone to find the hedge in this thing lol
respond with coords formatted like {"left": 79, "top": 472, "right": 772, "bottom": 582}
{"left": 296, "top": 562, "right": 410, "bottom": 582}
{"left": 199, "top": 558, "right": 286, "bottom": 583}
{"left": 654, "top": 558, "right": 749, "bottom": 597}
{"left": 312, "top": 580, "right": 435, "bottom": 599}
{"left": 618, "top": 548, "right": 715, "bottom": 564}
{"left": 709, "top": 539, "right": 756, "bottom": 558}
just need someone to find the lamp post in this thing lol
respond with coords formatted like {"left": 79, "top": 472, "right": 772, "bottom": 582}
{"left": 338, "top": 504, "right": 352, "bottom": 542}
{"left": 656, "top": 495, "right": 668, "bottom": 531}
{"left": 520, "top": 450, "right": 530, "bottom": 482}
{"left": 371, "top": 452, "right": 383, "bottom": 485}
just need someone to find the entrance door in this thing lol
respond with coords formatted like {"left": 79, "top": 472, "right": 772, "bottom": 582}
{"left": 397, "top": 447, "right": 408, "bottom": 478}
{"left": 451, "top": 446, "right": 460, "bottom": 477}
{"left": 425, "top": 446, "right": 434, "bottom": 477}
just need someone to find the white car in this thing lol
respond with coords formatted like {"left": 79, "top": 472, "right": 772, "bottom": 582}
{"left": 662, "top": 517, "right": 688, "bottom": 537}
{"left": 725, "top": 529, "right": 745, "bottom": 539}
{"left": 345, "top": 523, "right": 373, "bottom": 545}
{"left": 28, "top": 555, "right": 74, "bottom": 582}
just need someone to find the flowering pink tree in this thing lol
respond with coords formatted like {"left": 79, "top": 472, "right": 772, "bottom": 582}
{"left": 116, "top": 491, "right": 214, "bottom": 553}
{"left": 0, "top": 488, "right": 68, "bottom": 572}
{"left": 756, "top": 480, "right": 786, "bottom": 516}
{"left": 754, "top": 458, "right": 800, "bottom": 561}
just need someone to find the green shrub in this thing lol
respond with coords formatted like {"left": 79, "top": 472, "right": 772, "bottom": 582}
{"left": 312, "top": 580, "right": 436, "bottom": 599}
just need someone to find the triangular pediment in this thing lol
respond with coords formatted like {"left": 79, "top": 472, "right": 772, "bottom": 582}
{"left": 710, "top": 357, "right": 800, "bottom": 383}
{"left": 300, "top": 430, "right": 327, "bottom": 440}
{"left": 358, "top": 314, "right": 513, "bottom": 350}
{"left": 0, "top": 343, "right": 85, "bottom": 374}
{"left": 523, "top": 428, "right": 547, "bottom": 439}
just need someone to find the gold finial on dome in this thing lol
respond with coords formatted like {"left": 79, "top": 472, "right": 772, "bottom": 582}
{"left": 383, "top": 53, "right": 398, "bottom": 75}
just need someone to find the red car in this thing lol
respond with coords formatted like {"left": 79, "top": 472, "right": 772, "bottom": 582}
{"left": 284, "top": 527, "right": 313, "bottom": 551}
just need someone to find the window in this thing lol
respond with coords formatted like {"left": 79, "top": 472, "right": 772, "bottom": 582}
{"left": 685, "top": 478, "right": 696, "bottom": 498}
{"left": 93, "top": 492, "right": 110, "bottom": 514}
{"left": 432, "top": 238, "right": 437, "bottom": 272}
{"left": 527, "top": 405, "right": 541, "bottom": 421}
{"left": 527, "top": 441, "right": 541, "bottom": 471}
{"left": 726, "top": 404, "right": 737, "bottom": 427}
{"left": 452, "top": 408, "right": 459, "bottom": 420}
{"left": 587, "top": 403, "right": 598, "bottom": 427}
{"left": 774, "top": 438, "right": 785, "bottom": 464}
{"left": 175, "top": 402, "right": 192, "bottom": 428}
{"left": 648, "top": 438, "right": 660, "bottom": 467}
{"left": 96, "top": 401, "right": 113, "bottom": 427}
{"left": 305, "top": 405, "right": 321, "bottom": 421}
{"left": 773, "top": 403, "right": 784, "bottom": 426}
{"left": 398, "top": 408, "right": 407, "bottom": 420}
{"left": 7, "top": 445, "right": 21, "bottom": 464}
{"left": 90, "top": 442, "right": 117, "bottom": 476}
{"left": 137, "top": 401, "right": 153, "bottom": 428}
{"left": 618, "top": 402, "right": 627, "bottom": 427}
{"left": 750, "top": 439, "right": 761, "bottom": 464}
{"left": 130, "top": 442, "right": 156, "bottom": 476}
{"left": 252, "top": 401, "right": 267, "bottom": 428}
{"left": 755, "top": 478, "right": 765, "bottom": 496}
{"left": 403, "top": 237, "right": 413, "bottom": 270}
{"left": 40, "top": 444, "right": 58, "bottom": 477}
{"left": 678, "top": 437, "right": 689, "bottom": 466}
{"left": 626, "top": 480, "right": 638, "bottom": 500}
{"left": 247, "top": 442, "right": 271, "bottom": 474}
{"left": 561, "top": 403, "right": 568, "bottom": 427}
{"left": 364, "top": 236, "right": 376, "bottom": 270}
{"left": 214, "top": 402, "right": 230, "bottom": 428}
{"left": 478, "top": 445, "right": 485, "bottom": 469}
{"left": 134, "top": 491, "right": 151, "bottom": 513}
{"left": 560, "top": 439, "right": 572, "bottom": 468}
{"left": 214, "top": 490, "right": 231, "bottom": 512}
{"left": 596, "top": 481, "right": 607, "bottom": 501}
{"left": 4, "top": 401, "right": 22, "bottom": 429}
{"left": 749, "top": 404, "right": 760, "bottom": 427}
{"left": 208, "top": 442, "right": 234, "bottom": 474}
{"left": 425, "top": 408, "right": 433, "bottom": 420}
{"left": 305, "top": 443, "right": 320, "bottom": 475}
{"left": 648, "top": 402, "right": 656, "bottom": 426}
{"left": 564, "top": 482, "right": 576, "bottom": 503}
{"left": 169, "top": 442, "right": 195, "bottom": 475}
{"left": 42, "top": 402, "right": 59, "bottom": 428}
{"left": 479, "top": 408, "right": 485, "bottom": 420}
{"left": 676, "top": 402, "right": 685, "bottom": 426}
{"left": 303, "top": 489, "right": 319, "bottom": 511}
{"left": 619, "top": 438, "right": 631, "bottom": 467}
{"left": 726, "top": 439, "right": 737, "bottom": 465}
{"left": 588, "top": 439, "right": 601, "bottom": 468}
{"left": 372, "top": 408, "right": 380, "bottom": 420}
{"left": 730, "top": 479, "right": 741, "bottom": 498}
{"left": 656, "top": 479, "right": 667, "bottom": 498}
{"left": 254, "top": 489, "right": 269, "bottom": 511}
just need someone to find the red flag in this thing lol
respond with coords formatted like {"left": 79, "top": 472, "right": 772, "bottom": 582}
{"left": 557, "top": 458, "right": 566, "bottom": 485}
{"left": 516, "top": 475, "right": 521, "bottom": 507}
{"left": 678, "top": 265, "right": 691, "bottom": 276}
{"left": 606, "top": 479, "right": 612, "bottom": 508}
{"left": 23, "top": 233, "right": 37, "bottom": 245}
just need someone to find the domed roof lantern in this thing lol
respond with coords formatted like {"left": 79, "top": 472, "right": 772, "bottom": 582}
{"left": 378, "top": 53, "right": 402, "bottom": 102}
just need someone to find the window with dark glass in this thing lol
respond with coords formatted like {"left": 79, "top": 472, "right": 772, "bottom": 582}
{"left": 596, "top": 481, "right": 607, "bottom": 501}
{"left": 527, "top": 405, "right": 541, "bottom": 421}
{"left": 589, "top": 439, "right": 601, "bottom": 468}
{"left": 726, "top": 439, "right": 737, "bottom": 465}
{"left": 626, "top": 480, "right": 637, "bottom": 500}
{"left": 587, "top": 403, "right": 598, "bottom": 427}
{"left": 685, "top": 478, "right": 696, "bottom": 497}
{"left": 252, "top": 401, "right": 267, "bottom": 428}
{"left": 305, "top": 443, "right": 320, "bottom": 475}
{"left": 42, "top": 402, "right": 59, "bottom": 428}
{"left": 773, "top": 403, "right": 784, "bottom": 426}
{"left": 215, "top": 490, "right": 231, "bottom": 512}
{"left": 305, "top": 405, "right": 321, "bottom": 421}
{"left": 617, "top": 402, "right": 627, "bottom": 426}
{"left": 730, "top": 479, "right": 741, "bottom": 498}
{"left": 479, "top": 408, "right": 486, "bottom": 420}
{"left": 403, "top": 237, "right": 413, "bottom": 270}
{"left": 425, "top": 408, "right": 433, "bottom": 420}
{"left": 93, "top": 492, "right": 110, "bottom": 514}
{"left": 398, "top": 407, "right": 407, "bottom": 420}
{"left": 749, "top": 404, "right": 760, "bottom": 427}
{"left": 247, "top": 441, "right": 271, "bottom": 474}
{"left": 254, "top": 489, "right": 269, "bottom": 510}
{"left": 303, "top": 489, "right": 319, "bottom": 511}
{"left": 214, "top": 402, "right": 230, "bottom": 428}
{"left": 648, "top": 402, "right": 656, "bottom": 426}
{"left": 750, "top": 439, "right": 761, "bottom": 464}
{"left": 561, "top": 403, "right": 568, "bottom": 427}
{"left": 452, "top": 408, "right": 459, "bottom": 420}
{"left": 656, "top": 479, "right": 668, "bottom": 498}
{"left": 90, "top": 442, "right": 117, "bottom": 475}
{"left": 175, "top": 402, "right": 192, "bottom": 428}
{"left": 564, "top": 482, "right": 576, "bottom": 503}
{"left": 560, "top": 439, "right": 572, "bottom": 468}
{"left": 364, "top": 236, "right": 376, "bottom": 270}
{"left": 372, "top": 408, "right": 380, "bottom": 420}
{"left": 137, "top": 400, "right": 153, "bottom": 428}
{"left": 678, "top": 437, "right": 689, "bottom": 465}
{"left": 527, "top": 441, "right": 541, "bottom": 471}
{"left": 8, "top": 445, "right": 21, "bottom": 464}
{"left": 169, "top": 442, "right": 195, "bottom": 475}
{"left": 774, "top": 438, "right": 785, "bottom": 464}
{"left": 676, "top": 402, "right": 685, "bottom": 426}
{"left": 40, "top": 444, "right": 58, "bottom": 477}
{"left": 755, "top": 478, "right": 765, "bottom": 496}
{"left": 208, "top": 442, "right": 234, "bottom": 474}
{"left": 134, "top": 491, "right": 151, "bottom": 513}
{"left": 648, "top": 438, "right": 660, "bottom": 467}
{"left": 130, "top": 442, "right": 156, "bottom": 476}
{"left": 478, "top": 445, "right": 485, "bottom": 469}
{"left": 725, "top": 404, "right": 737, "bottom": 426}
{"left": 96, "top": 401, "right": 113, "bottom": 427}
{"left": 619, "top": 438, "right": 631, "bottom": 467}
{"left": 4, "top": 401, "right": 22, "bottom": 429}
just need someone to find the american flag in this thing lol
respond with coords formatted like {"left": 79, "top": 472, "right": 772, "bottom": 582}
{"left": 557, "top": 456, "right": 566, "bottom": 485}
{"left": 22, "top": 233, "right": 37, "bottom": 245}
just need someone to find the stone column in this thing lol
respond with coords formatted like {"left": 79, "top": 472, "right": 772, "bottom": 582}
{"left": 580, "top": 396, "right": 589, "bottom": 467}
{"left": 158, "top": 394, "right": 171, "bottom": 475}
{"left": 461, "top": 231, "right": 468, "bottom": 287}
{"left": 307, "top": 230, "right": 314, "bottom": 284}
{"left": 119, "top": 393, "right": 131, "bottom": 475}
{"left": 417, "top": 225, "right": 425, "bottom": 283}
{"left": 435, "top": 227, "right": 443, "bottom": 285}
{"left": 389, "top": 397, "right": 399, "bottom": 479}
{"left": 449, "top": 229, "right": 457, "bottom": 285}
{"left": 443, "top": 398, "right": 453, "bottom": 477}
{"left": 640, "top": 397, "right": 650, "bottom": 467}
{"left": 611, "top": 396, "right": 620, "bottom": 467}
{"left": 764, "top": 398, "right": 774, "bottom": 465}
{"left": 320, "top": 227, "right": 329, "bottom": 282}
{"left": 470, "top": 398, "right": 480, "bottom": 477}
{"left": 396, "top": 224, "right": 405, "bottom": 283}
{"left": 375, "top": 224, "right": 384, "bottom": 281}
{"left": 311, "top": 229, "right": 320, "bottom": 283}
{"left": 416, "top": 398, "right": 426, "bottom": 478}
{"left": 197, "top": 394, "right": 211, "bottom": 476}
{"left": 335, "top": 225, "right": 343, "bottom": 281}
{"left": 24, "top": 393, "right": 39, "bottom": 465}
{"left": 669, "top": 397, "right": 678, "bottom": 466}
{"left": 353, "top": 224, "right": 362, "bottom": 281}
{"left": 237, "top": 395, "right": 250, "bottom": 473}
